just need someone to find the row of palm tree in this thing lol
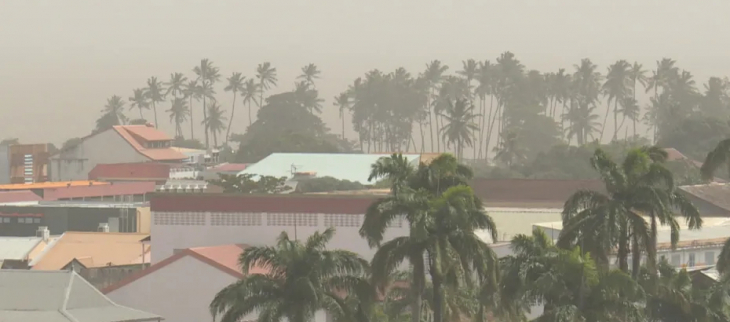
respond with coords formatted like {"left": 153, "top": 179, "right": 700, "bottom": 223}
{"left": 210, "top": 145, "right": 730, "bottom": 322}
{"left": 95, "top": 59, "right": 324, "bottom": 148}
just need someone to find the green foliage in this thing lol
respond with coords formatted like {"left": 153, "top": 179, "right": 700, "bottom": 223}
{"left": 172, "top": 137, "right": 205, "bottom": 149}
{"left": 209, "top": 173, "right": 291, "bottom": 194}
{"left": 294, "top": 176, "right": 366, "bottom": 193}
{"left": 658, "top": 116, "right": 730, "bottom": 161}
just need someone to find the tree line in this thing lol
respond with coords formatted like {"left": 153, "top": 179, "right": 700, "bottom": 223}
{"left": 208, "top": 142, "right": 730, "bottom": 322}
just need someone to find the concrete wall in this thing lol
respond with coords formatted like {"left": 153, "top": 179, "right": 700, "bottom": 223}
{"left": 69, "top": 262, "right": 149, "bottom": 290}
{"left": 137, "top": 207, "right": 151, "bottom": 234}
{"left": 0, "top": 145, "right": 9, "bottom": 184}
{"left": 150, "top": 212, "right": 410, "bottom": 264}
{"left": 485, "top": 208, "right": 563, "bottom": 243}
{"left": 50, "top": 130, "right": 147, "bottom": 181}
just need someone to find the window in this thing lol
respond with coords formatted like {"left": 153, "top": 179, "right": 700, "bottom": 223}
{"left": 1, "top": 217, "right": 9, "bottom": 223}
{"left": 33, "top": 218, "right": 41, "bottom": 224}
{"left": 688, "top": 253, "right": 696, "bottom": 267}
{"left": 706, "top": 252, "right": 715, "bottom": 265}
{"left": 671, "top": 254, "right": 681, "bottom": 266}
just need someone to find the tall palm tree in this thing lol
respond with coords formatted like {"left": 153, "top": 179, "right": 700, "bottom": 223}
{"left": 143, "top": 77, "right": 166, "bottom": 128}
{"left": 193, "top": 59, "right": 221, "bottom": 148}
{"left": 210, "top": 228, "right": 373, "bottom": 322}
{"left": 102, "top": 95, "right": 127, "bottom": 126}
{"left": 223, "top": 72, "right": 245, "bottom": 145}
{"left": 629, "top": 62, "right": 648, "bottom": 100}
{"left": 602, "top": 60, "right": 632, "bottom": 141}
{"left": 334, "top": 92, "right": 351, "bottom": 139}
{"left": 202, "top": 101, "right": 227, "bottom": 148}
{"left": 167, "top": 97, "right": 189, "bottom": 138}
{"left": 439, "top": 99, "right": 479, "bottom": 160}
{"left": 457, "top": 59, "right": 479, "bottom": 101}
{"left": 618, "top": 97, "right": 641, "bottom": 138}
{"left": 128, "top": 88, "right": 149, "bottom": 120}
{"left": 182, "top": 80, "right": 200, "bottom": 140}
{"left": 256, "top": 62, "right": 278, "bottom": 110}
{"left": 492, "top": 129, "right": 524, "bottom": 169}
{"left": 298, "top": 63, "right": 321, "bottom": 88}
{"left": 164, "top": 72, "right": 188, "bottom": 99}
{"left": 559, "top": 147, "right": 701, "bottom": 275}
{"left": 475, "top": 60, "right": 494, "bottom": 159}
{"left": 700, "top": 139, "right": 730, "bottom": 181}
{"left": 241, "top": 78, "right": 260, "bottom": 127}
{"left": 423, "top": 60, "right": 449, "bottom": 152}
{"left": 563, "top": 104, "right": 602, "bottom": 145}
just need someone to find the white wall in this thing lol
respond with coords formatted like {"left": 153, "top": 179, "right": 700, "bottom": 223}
{"left": 151, "top": 212, "right": 410, "bottom": 264}
{"left": 50, "top": 129, "right": 148, "bottom": 181}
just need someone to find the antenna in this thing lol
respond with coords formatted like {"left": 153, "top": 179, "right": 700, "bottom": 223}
{"left": 290, "top": 164, "right": 302, "bottom": 175}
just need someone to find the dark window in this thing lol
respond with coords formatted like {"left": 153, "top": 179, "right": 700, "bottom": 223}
{"left": 688, "top": 253, "right": 695, "bottom": 267}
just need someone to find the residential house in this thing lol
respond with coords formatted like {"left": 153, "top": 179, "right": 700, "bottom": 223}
{"left": 50, "top": 124, "right": 187, "bottom": 181}
{"left": 105, "top": 244, "right": 270, "bottom": 322}
{"left": 0, "top": 270, "right": 161, "bottom": 322}
{"left": 678, "top": 183, "right": 730, "bottom": 217}
{"left": 29, "top": 231, "right": 150, "bottom": 289}
{"left": 0, "top": 236, "right": 51, "bottom": 269}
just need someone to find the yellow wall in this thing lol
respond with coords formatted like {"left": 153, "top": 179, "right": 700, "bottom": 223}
{"left": 137, "top": 207, "right": 151, "bottom": 234}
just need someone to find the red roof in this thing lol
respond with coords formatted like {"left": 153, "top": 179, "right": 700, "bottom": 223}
{"left": 0, "top": 190, "right": 42, "bottom": 203}
{"left": 102, "top": 244, "right": 267, "bottom": 294}
{"left": 89, "top": 163, "right": 171, "bottom": 181}
{"left": 112, "top": 125, "right": 187, "bottom": 161}
{"left": 151, "top": 194, "right": 378, "bottom": 213}
{"left": 43, "top": 182, "right": 156, "bottom": 200}
{"left": 211, "top": 163, "right": 249, "bottom": 172}
{"left": 471, "top": 178, "right": 606, "bottom": 207}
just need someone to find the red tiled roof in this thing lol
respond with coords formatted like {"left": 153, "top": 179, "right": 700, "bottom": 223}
{"left": 102, "top": 244, "right": 265, "bottom": 294}
{"left": 151, "top": 194, "right": 378, "bottom": 213}
{"left": 89, "top": 163, "right": 171, "bottom": 181}
{"left": 0, "top": 190, "right": 42, "bottom": 203}
{"left": 211, "top": 163, "right": 249, "bottom": 172}
{"left": 113, "top": 126, "right": 187, "bottom": 161}
{"left": 471, "top": 178, "right": 606, "bottom": 207}
{"left": 43, "top": 181, "right": 156, "bottom": 200}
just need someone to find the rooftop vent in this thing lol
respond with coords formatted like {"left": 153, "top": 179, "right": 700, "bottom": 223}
{"left": 98, "top": 223, "right": 110, "bottom": 233}
{"left": 36, "top": 226, "right": 50, "bottom": 241}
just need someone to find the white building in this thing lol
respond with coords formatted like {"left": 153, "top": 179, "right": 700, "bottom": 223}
{"left": 50, "top": 124, "right": 187, "bottom": 181}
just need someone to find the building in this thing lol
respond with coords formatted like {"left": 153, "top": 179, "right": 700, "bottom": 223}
{"left": 149, "top": 193, "right": 408, "bottom": 263}
{"left": 41, "top": 181, "right": 156, "bottom": 202}
{"left": 0, "top": 201, "right": 151, "bottom": 236}
{"left": 533, "top": 217, "right": 730, "bottom": 269}
{"left": 89, "top": 163, "right": 172, "bottom": 183}
{"left": 0, "top": 190, "right": 43, "bottom": 203}
{"left": 0, "top": 180, "right": 109, "bottom": 191}
{"left": 50, "top": 124, "right": 187, "bottom": 181}
{"left": 0, "top": 270, "right": 162, "bottom": 322}
{"left": 1, "top": 143, "right": 51, "bottom": 184}
{"left": 678, "top": 183, "right": 730, "bottom": 217}
{"left": 199, "top": 163, "right": 249, "bottom": 180}
{"left": 0, "top": 236, "right": 51, "bottom": 269}
{"left": 105, "top": 244, "right": 267, "bottom": 322}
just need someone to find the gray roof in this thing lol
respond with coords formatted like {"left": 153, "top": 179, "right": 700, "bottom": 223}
{"left": 239, "top": 153, "right": 422, "bottom": 184}
{"left": 0, "top": 270, "right": 161, "bottom": 322}
{"left": 0, "top": 236, "right": 43, "bottom": 260}
{"left": 680, "top": 183, "right": 730, "bottom": 212}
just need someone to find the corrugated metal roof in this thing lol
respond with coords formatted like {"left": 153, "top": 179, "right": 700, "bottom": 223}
{"left": 89, "top": 163, "right": 171, "bottom": 180}
{"left": 0, "top": 237, "right": 44, "bottom": 260}
{"left": 680, "top": 183, "right": 730, "bottom": 212}
{"left": 43, "top": 182, "right": 156, "bottom": 200}
{"left": 113, "top": 126, "right": 187, "bottom": 161}
{"left": 0, "top": 270, "right": 160, "bottom": 322}
{"left": 30, "top": 232, "right": 150, "bottom": 270}
{"left": 0, "top": 181, "right": 109, "bottom": 191}
{"left": 0, "top": 190, "right": 43, "bottom": 203}
{"left": 239, "top": 153, "right": 422, "bottom": 184}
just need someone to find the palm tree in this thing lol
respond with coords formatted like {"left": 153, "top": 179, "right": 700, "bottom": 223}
{"left": 210, "top": 228, "right": 373, "bottom": 322}
{"left": 629, "top": 62, "right": 648, "bottom": 100}
{"left": 167, "top": 97, "right": 189, "bottom": 138}
{"left": 563, "top": 104, "right": 602, "bottom": 145}
{"left": 362, "top": 153, "right": 497, "bottom": 322}
{"left": 182, "top": 80, "right": 200, "bottom": 140}
{"left": 256, "top": 62, "right": 278, "bottom": 110}
{"left": 492, "top": 129, "right": 524, "bottom": 169}
{"left": 241, "top": 78, "right": 259, "bottom": 127}
{"left": 202, "top": 101, "right": 227, "bottom": 148}
{"left": 128, "top": 88, "right": 149, "bottom": 120}
{"left": 193, "top": 59, "right": 221, "bottom": 148}
{"left": 439, "top": 99, "right": 479, "bottom": 160}
{"left": 572, "top": 59, "right": 603, "bottom": 139}
{"left": 143, "top": 77, "right": 166, "bottom": 128}
{"left": 457, "top": 59, "right": 479, "bottom": 100}
{"left": 423, "top": 60, "right": 449, "bottom": 152}
{"left": 298, "top": 63, "right": 321, "bottom": 88}
{"left": 164, "top": 72, "right": 188, "bottom": 99}
{"left": 101, "top": 95, "right": 127, "bottom": 126}
{"left": 602, "top": 60, "right": 631, "bottom": 141}
{"left": 559, "top": 147, "right": 701, "bottom": 275}
{"left": 700, "top": 139, "right": 730, "bottom": 181}
{"left": 618, "top": 97, "right": 641, "bottom": 138}
{"left": 334, "top": 92, "right": 351, "bottom": 139}
{"left": 223, "top": 72, "right": 245, "bottom": 145}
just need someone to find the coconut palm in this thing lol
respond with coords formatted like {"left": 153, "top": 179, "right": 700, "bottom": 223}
{"left": 492, "top": 129, "right": 525, "bottom": 169}
{"left": 128, "top": 88, "right": 149, "bottom": 120}
{"left": 167, "top": 97, "right": 189, "bottom": 138}
{"left": 559, "top": 147, "right": 701, "bottom": 276}
{"left": 193, "top": 59, "right": 221, "bottom": 148}
{"left": 423, "top": 60, "right": 449, "bottom": 152}
{"left": 101, "top": 95, "right": 127, "bottom": 126}
{"left": 439, "top": 99, "right": 479, "bottom": 160}
{"left": 256, "top": 62, "right": 278, "bottom": 109}
{"left": 164, "top": 72, "right": 188, "bottom": 99}
{"left": 700, "top": 139, "right": 730, "bottom": 181}
{"left": 602, "top": 60, "right": 632, "bottom": 141}
{"left": 334, "top": 92, "right": 351, "bottom": 139}
{"left": 629, "top": 62, "right": 648, "bottom": 100}
{"left": 202, "top": 101, "right": 227, "bottom": 148}
{"left": 241, "top": 78, "right": 260, "bottom": 127}
{"left": 298, "top": 63, "right": 321, "bottom": 88}
{"left": 210, "top": 228, "right": 373, "bottom": 322}
{"left": 457, "top": 59, "right": 479, "bottom": 100}
{"left": 143, "top": 77, "right": 166, "bottom": 128}
{"left": 618, "top": 97, "right": 641, "bottom": 138}
{"left": 223, "top": 72, "right": 245, "bottom": 145}
{"left": 563, "top": 104, "right": 602, "bottom": 145}
{"left": 182, "top": 80, "right": 200, "bottom": 140}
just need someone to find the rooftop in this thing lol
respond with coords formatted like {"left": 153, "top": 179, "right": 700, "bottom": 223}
{"left": 0, "top": 190, "right": 43, "bottom": 203}
{"left": 0, "top": 236, "right": 45, "bottom": 261}
{"left": 151, "top": 193, "right": 377, "bottom": 214}
{"left": 0, "top": 181, "right": 109, "bottom": 191}
{"left": 209, "top": 163, "right": 249, "bottom": 172}
{"left": 103, "top": 243, "right": 268, "bottom": 294}
{"left": 470, "top": 178, "right": 606, "bottom": 207}
{"left": 43, "top": 182, "right": 156, "bottom": 200}
{"left": 679, "top": 183, "right": 730, "bottom": 212}
{"left": 113, "top": 125, "right": 187, "bottom": 161}
{"left": 239, "top": 153, "right": 422, "bottom": 184}
{"left": 0, "top": 201, "right": 147, "bottom": 208}
{"left": 30, "top": 232, "right": 150, "bottom": 270}
{"left": 88, "top": 163, "right": 172, "bottom": 181}
{"left": 0, "top": 270, "right": 160, "bottom": 322}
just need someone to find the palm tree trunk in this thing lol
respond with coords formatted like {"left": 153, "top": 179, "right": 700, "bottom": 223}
{"left": 428, "top": 109, "right": 435, "bottom": 152}
{"left": 600, "top": 99, "right": 610, "bottom": 142}
{"left": 633, "top": 119, "right": 637, "bottom": 138}
{"left": 138, "top": 108, "right": 143, "bottom": 120}
{"left": 429, "top": 251, "right": 445, "bottom": 322}
{"left": 485, "top": 102, "right": 501, "bottom": 162}
{"left": 341, "top": 114, "right": 345, "bottom": 139}
{"left": 618, "top": 220, "right": 629, "bottom": 273}
{"left": 418, "top": 122, "right": 425, "bottom": 153}
{"left": 189, "top": 97, "right": 195, "bottom": 140}
{"left": 631, "top": 231, "right": 641, "bottom": 279}
{"left": 411, "top": 256, "right": 425, "bottom": 322}
{"left": 612, "top": 99, "right": 619, "bottom": 141}
{"left": 152, "top": 102, "right": 159, "bottom": 128}
{"left": 225, "top": 93, "right": 237, "bottom": 145}
{"left": 202, "top": 96, "right": 209, "bottom": 149}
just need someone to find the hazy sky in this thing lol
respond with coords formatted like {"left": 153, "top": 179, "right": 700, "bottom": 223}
{"left": 2, "top": 0, "right": 729, "bottom": 147}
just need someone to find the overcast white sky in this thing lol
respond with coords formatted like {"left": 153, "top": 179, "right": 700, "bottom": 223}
{"left": 1, "top": 0, "right": 729, "bottom": 146}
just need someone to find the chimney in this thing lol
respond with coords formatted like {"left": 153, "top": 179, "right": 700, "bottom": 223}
{"left": 98, "top": 223, "right": 110, "bottom": 233}
{"left": 36, "top": 226, "right": 50, "bottom": 241}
